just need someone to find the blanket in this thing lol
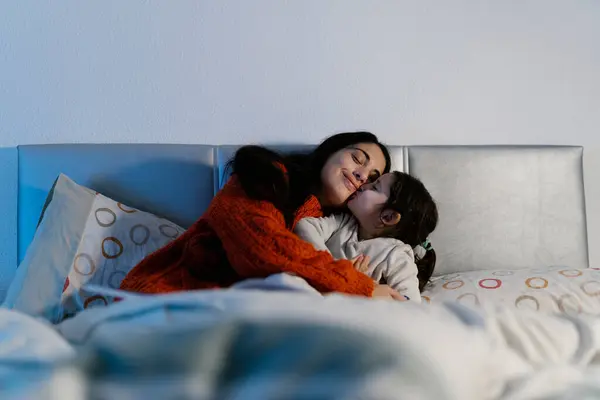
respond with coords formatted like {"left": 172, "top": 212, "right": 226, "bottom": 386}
{"left": 0, "top": 309, "right": 76, "bottom": 399}
{"left": 54, "top": 275, "right": 600, "bottom": 400}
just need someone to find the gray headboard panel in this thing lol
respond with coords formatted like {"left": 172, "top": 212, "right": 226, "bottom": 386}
{"left": 17, "top": 144, "right": 216, "bottom": 265}
{"left": 407, "top": 146, "right": 588, "bottom": 276}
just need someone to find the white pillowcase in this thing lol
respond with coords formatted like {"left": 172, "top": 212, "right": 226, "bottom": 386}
{"left": 422, "top": 266, "right": 600, "bottom": 316}
{"left": 3, "top": 174, "right": 184, "bottom": 322}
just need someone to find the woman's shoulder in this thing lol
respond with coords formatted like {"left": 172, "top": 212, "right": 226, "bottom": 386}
{"left": 293, "top": 195, "right": 324, "bottom": 222}
{"left": 211, "top": 177, "right": 324, "bottom": 231}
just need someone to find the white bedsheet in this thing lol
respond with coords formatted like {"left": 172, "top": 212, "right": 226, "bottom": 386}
{"left": 49, "top": 274, "right": 600, "bottom": 400}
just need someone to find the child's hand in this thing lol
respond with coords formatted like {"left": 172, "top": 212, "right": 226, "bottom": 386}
{"left": 372, "top": 284, "right": 406, "bottom": 301}
{"left": 351, "top": 255, "right": 371, "bottom": 273}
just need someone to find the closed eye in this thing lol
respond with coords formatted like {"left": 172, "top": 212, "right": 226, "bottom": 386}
{"left": 352, "top": 152, "right": 367, "bottom": 166}
{"left": 351, "top": 147, "right": 380, "bottom": 181}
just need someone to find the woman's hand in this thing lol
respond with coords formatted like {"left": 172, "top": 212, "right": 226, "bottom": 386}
{"left": 351, "top": 255, "right": 371, "bottom": 273}
{"left": 372, "top": 284, "right": 407, "bottom": 301}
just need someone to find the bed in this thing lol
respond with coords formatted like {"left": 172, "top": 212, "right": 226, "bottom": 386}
{"left": 1, "top": 144, "right": 599, "bottom": 399}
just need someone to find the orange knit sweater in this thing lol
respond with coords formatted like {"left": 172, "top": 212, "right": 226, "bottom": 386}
{"left": 119, "top": 176, "right": 375, "bottom": 296}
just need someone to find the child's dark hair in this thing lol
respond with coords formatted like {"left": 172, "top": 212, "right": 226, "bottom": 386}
{"left": 384, "top": 171, "right": 438, "bottom": 292}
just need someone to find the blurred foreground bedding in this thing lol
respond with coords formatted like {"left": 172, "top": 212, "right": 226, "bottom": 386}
{"left": 3, "top": 274, "right": 600, "bottom": 399}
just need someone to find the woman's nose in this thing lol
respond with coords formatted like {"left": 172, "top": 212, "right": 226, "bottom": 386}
{"left": 353, "top": 170, "right": 366, "bottom": 184}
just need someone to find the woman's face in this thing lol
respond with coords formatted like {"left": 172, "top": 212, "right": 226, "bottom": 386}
{"left": 319, "top": 142, "right": 387, "bottom": 207}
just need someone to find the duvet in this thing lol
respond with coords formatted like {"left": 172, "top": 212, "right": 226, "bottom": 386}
{"left": 3, "top": 273, "right": 600, "bottom": 399}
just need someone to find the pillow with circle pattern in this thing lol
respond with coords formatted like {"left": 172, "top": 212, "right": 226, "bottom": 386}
{"left": 3, "top": 173, "right": 185, "bottom": 323}
{"left": 421, "top": 265, "right": 600, "bottom": 316}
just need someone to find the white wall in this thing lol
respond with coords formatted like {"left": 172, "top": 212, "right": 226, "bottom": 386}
{"left": 2, "top": 1, "right": 600, "bottom": 259}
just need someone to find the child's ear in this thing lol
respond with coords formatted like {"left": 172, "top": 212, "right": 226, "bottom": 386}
{"left": 380, "top": 209, "right": 401, "bottom": 227}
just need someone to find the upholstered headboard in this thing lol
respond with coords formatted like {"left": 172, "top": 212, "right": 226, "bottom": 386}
{"left": 0, "top": 144, "right": 588, "bottom": 299}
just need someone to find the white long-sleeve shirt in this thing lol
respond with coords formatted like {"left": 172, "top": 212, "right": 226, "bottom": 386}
{"left": 294, "top": 214, "right": 421, "bottom": 303}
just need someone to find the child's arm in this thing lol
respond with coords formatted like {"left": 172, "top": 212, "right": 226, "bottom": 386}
{"left": 294, "top": 214, "right": 344, "bottom": 252}
{"left": 381, "top": 247, "right": 421, "bottom": 303}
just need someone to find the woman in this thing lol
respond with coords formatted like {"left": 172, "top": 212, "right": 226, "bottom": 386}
{"left": 120, "top": 131, "right": 404, "bottom": 299}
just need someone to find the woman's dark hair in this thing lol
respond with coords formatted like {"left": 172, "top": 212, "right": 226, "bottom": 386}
{"left": 229, "top": 132, "right": 391, "bottom": 226}
{"left": 383, "top": 171, "right": 439, "bottom": 292}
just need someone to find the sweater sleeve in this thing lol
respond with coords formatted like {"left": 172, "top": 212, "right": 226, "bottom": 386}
{"left": 383, "top": 247, "right": 422, "bottom": 303}
{"left": 293, "top": 215, "right": 342, "bottom": 253}
{"left": 205, "top": 178, "right": 375, "bottom": 297}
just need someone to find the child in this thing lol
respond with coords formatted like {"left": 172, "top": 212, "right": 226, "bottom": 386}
{"left": 294, "top": 171, "right": 438, "bottom": 302}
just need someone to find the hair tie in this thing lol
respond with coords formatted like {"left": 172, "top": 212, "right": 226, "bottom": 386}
{"left": 421, "top": 239, "right": 432, "bottom": 251}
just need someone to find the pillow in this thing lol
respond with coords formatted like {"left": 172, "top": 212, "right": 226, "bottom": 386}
{"left": 422, "top": 266, "right": 600, "bottom": 316}
{"left": 3, "top": 174, "right": 184, "bottom": 322}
